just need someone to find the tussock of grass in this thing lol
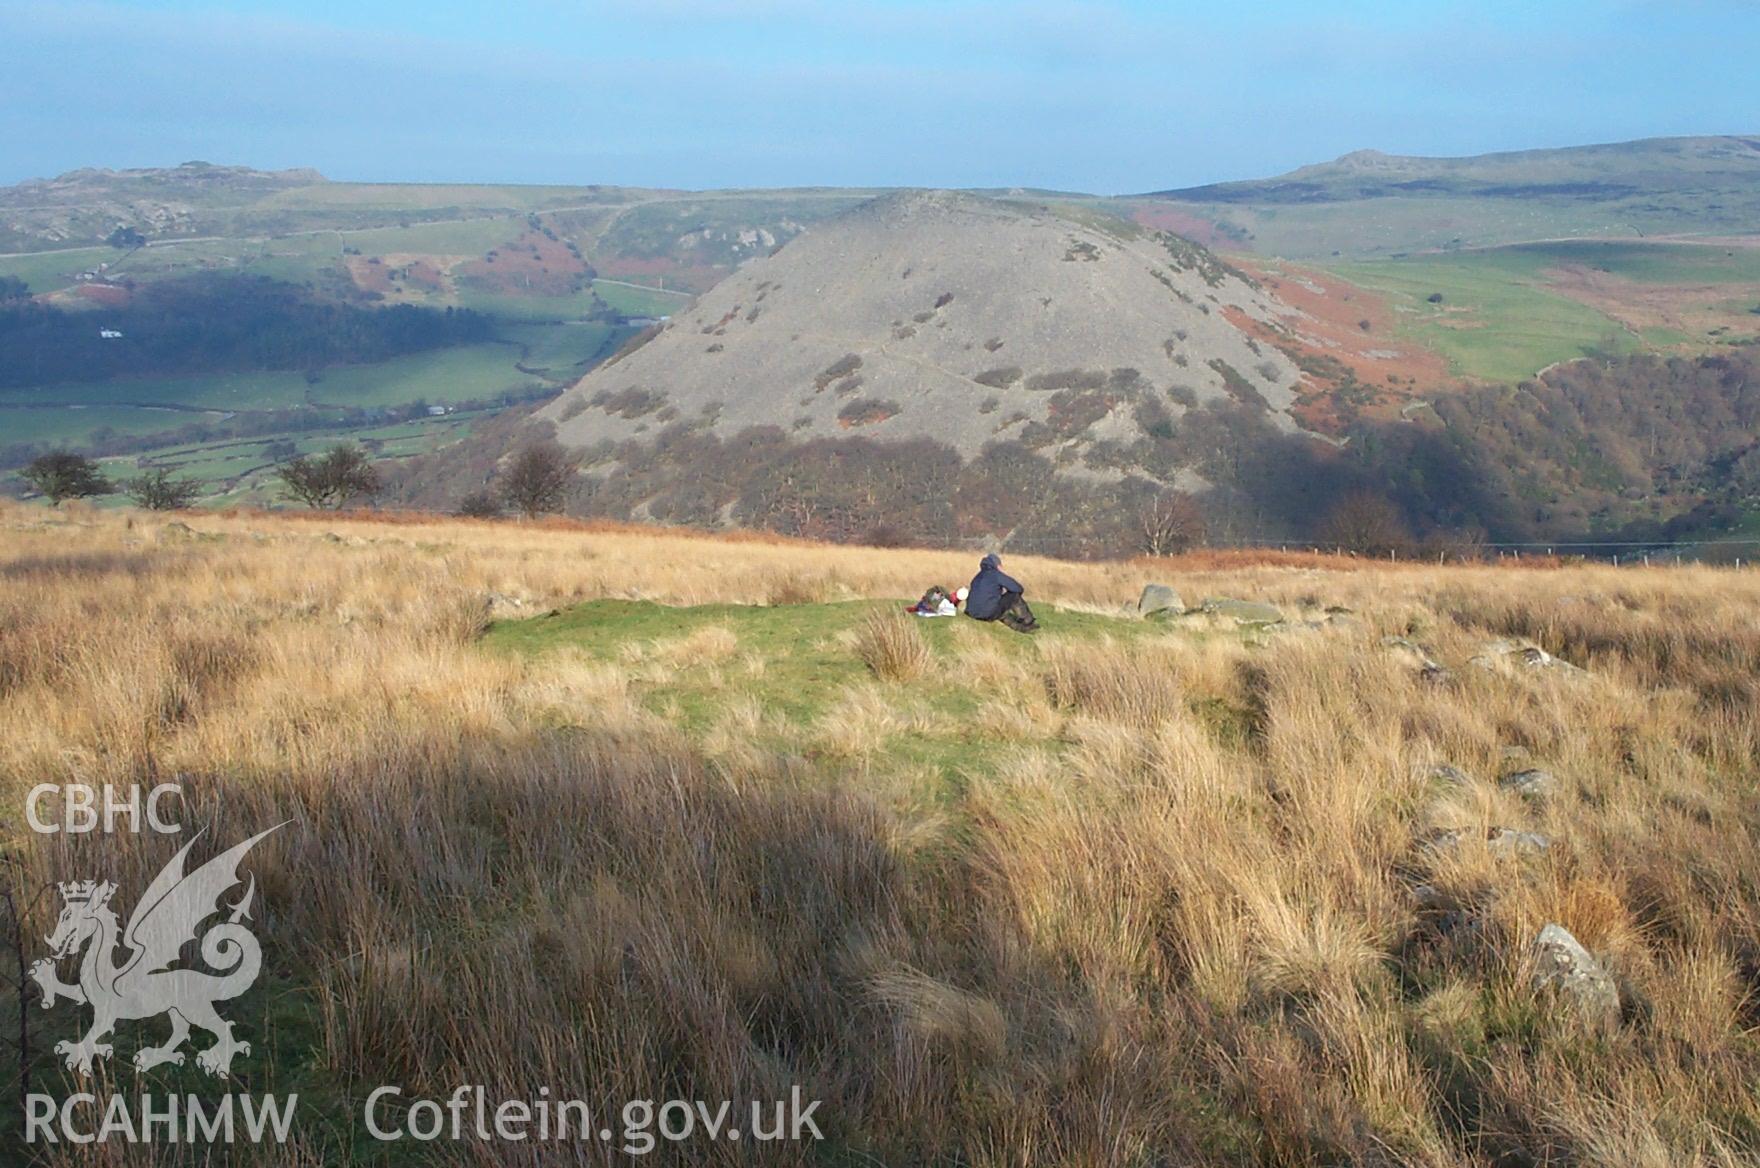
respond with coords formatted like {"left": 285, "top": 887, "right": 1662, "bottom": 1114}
{"left": 854, "top": 609, "right": 932, "bottom": 681}
{"left": 1040, "top": 636, "right": 1185, "bottom": 726}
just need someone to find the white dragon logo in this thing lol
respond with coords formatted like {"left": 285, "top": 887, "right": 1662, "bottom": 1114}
{"left": 29, "top": 825, "right": 284, "bottom": 1079}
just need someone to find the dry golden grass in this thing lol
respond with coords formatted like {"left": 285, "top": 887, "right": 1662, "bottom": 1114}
{"left": 853, "top": 609, "right": 933, "bottom": 682}
{"left": 4, "top": 501, "right": 1760, "bottom": 1165}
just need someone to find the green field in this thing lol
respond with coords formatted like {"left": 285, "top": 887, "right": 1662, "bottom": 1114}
{"left": 0, "top": 403, "right": 204, "bottom": 446}
{"left": 502, "top": 320, "right": 634, "bottom": 373}
{"left": 591, "top": 280, "right": 691, "bottom": 318}
{"left": 253, "top": 181, "right": 641, "bottom": 214}
{"left": 0, "top": 217, "right": 680, "bottom": 309}
{"left": 1147, "top": 197, "right": 1632, "bottom": 261}
{"left": 298, "top": 342, "right": 547, "bottom": 407}
{"left": 0, "top": 246, "right": 117, "bottom": 291}
{"left": 1, "top": 319, "right": 635, "bottom": 445}
{"left": 1331, "top": 251, "right": 1641, "bottom": 381}
{"left": 79, "top": 409, "right": 498, "bottom": 507}
{"left": 1, "top": 341, "right": 542, "bottom": 414}
{"left": 0, "top": 329, "right": 598, "bottom": 504}
{"left": 1326, "top": 240, "right": 1760, "bottom": 381}
{"left": 1496, "top": 240, "right": 1760, "bottom": 284}
{"left": 449, "top": 281, "right": 687, "bottom": 322}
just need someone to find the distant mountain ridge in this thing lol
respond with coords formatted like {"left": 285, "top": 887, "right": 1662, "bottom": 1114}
{"left": 8, "top": 161, "right": 328, "bottom": 195}
{"left": 1149, "top": 135, "right": 1760, "bottom": 204}
{"left": 7, "top": 131, "right": 1758, "bottom": 261}
{"left": 0, "top": 162, "right": 338, "bottom": 249}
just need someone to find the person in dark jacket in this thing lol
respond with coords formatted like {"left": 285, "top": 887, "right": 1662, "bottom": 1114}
{"left": 964, "top": 553, "right": 1039, "bottom": 632}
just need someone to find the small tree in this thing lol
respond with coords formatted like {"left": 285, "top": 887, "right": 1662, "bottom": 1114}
{"left": 455, "top": 490, "right": 502, "bottom": 519}
{"left": 21, "top": 452, "right": 113, "bottom": 506}
{"left": 276, "top": 443, "right": 382, "bottom": 510}
{"left": 107, "top": 226, "right": 146, "bottom": 250}
{"left": 498, "top": 442, "right": 576, "bottom": 519}
{"left": 125, "top": 468, "right": 202, "bottom": 511}
{"left": 1138, "top": 491, "right": 1207, "bottom": 556}
{"left": 1318, "top": 491, "right": 1411, "bottom": 556}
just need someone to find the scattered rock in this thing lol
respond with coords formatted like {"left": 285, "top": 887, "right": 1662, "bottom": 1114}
{"left": 1418, "top": 827, "right": 1469, "bottom": 856}
{"left": 1200, "top": 597, "right": 1284, "bottom": 626}
{"left": 156, "top": 521, "right": 224, "bottom": 543}
{"left": 1296, "top": 612, "right": 1361, "bottom": 632}
{"left": 1487, "top": 827, "right": 1550, "bottom": 856}
{"left": 1408, "top": 886, "right": 1492, "bottom": 942}
{"left": 1531, "top": 923, "right": 1620, "bottom": 1032}
{"left": 1137, "top": 583, "right": 1184, "bottom": 617}
{"left": 1469, "top": 638, "right": 1586, "bottom": 676}
{"left": 1420, "top": 762, "right": 1472, "bottom": 787}
{"left": 1500, "top": 769, "right": 1556, "bottom": 801}
{"left": 486, "top": 592, "right": 527, "bottom": 618}
{"left": 1420, "top": 826, "right": 1549, "bottom": 858}
{"left": 1410, "top": 884, "right": 1489, "bottom": 938}
{"left": 1411, "top": 883, "right": 1450, "bottom": 910}
{"left": 1381, "top": 635, "right": 1450, "bottom": 681}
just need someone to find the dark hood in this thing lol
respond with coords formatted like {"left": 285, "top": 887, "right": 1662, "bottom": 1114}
{"left": 980, "top": 554, "right": 1001, "bottom": 571}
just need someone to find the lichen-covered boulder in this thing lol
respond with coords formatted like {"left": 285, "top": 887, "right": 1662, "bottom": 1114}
{"left": 1201, "top": 597, "right": 1284, "bottom": 626}
{"left": 1500, "top": 768, "right": 1556, "bottom": 801}
{"left": 1421, "top": 762, "right": 1473, "bottom": 787}
{"left": 1531, "top": 923, "right": 1620, "bottom": 1033}
{"left": 1138, "top": 583, "right": 1184, "bottom": 617}
{"left": 1470, "top": 638, "right": 1587, "bottom": 676}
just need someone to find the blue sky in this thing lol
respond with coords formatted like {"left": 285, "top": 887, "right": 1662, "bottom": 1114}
{"left": 2, "top": 0, "right": 1756, "bottom": 192}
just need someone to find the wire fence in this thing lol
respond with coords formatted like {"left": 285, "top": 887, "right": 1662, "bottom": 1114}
{"left": 945, "top": 533, "right": 1760, "bottom": 566}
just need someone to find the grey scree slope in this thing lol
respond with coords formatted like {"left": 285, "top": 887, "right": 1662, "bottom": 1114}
{"left": 542, "top": 190, "right": 1306, "bottom": 479}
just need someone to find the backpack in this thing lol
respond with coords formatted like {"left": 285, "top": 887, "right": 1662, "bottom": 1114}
{"left": 906, "top": 585, "right": 958, "bottom": 617}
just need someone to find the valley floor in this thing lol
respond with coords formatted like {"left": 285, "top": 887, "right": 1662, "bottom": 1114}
{"left": 4, "top": 505, "right": 1759, "bottom": 1164}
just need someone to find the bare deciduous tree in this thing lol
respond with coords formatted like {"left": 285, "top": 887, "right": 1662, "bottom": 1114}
{"left": 1138, "top": 491, "right": 1206, "bottom": 556}
{"left": 1318, "top": 491, "right": 1411, "bottom": 556}
{"left": 498, "top": 442, "right": 577, "bottom": 518}
{"left": 455, "top": 489, "right": 502, "bottom": 519}
{"left": 276, "top": 444, "right": 382, "bottom": 510}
